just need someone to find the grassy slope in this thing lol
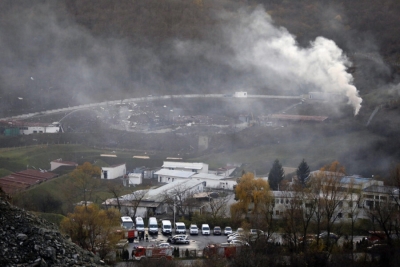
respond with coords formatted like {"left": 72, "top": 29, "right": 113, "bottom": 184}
{"left": 0, "top": 144, "right": 165, "bottom": 173}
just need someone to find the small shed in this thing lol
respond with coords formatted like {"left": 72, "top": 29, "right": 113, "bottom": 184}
{"left": 127, "top": 173, "right": 143, "bottom": 185}
{"left": 101, "top": 163, "right": 126, "bottom": 179}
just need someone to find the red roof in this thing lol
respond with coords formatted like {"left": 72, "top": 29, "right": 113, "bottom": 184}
{"left": 0, "top": 169, "right": 58, "bottom": 194}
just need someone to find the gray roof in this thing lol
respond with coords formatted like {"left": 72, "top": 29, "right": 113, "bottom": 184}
{"left": 363, "top": 185, "right": 398, "bottom": 194}
{"left": 192, "top": 173, "right": 226, "bottom": 180}
{"left": 154, "top": 169, "right": 195, "bottom": 178}
{"left": 162, "top": 161, "right": 205, "bottom": 170}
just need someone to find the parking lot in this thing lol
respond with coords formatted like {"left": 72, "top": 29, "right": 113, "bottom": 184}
{"left": 125, "top": 229, "right": 234, "bottom": 259}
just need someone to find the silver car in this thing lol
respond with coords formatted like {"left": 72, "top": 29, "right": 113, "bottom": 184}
{"left": 171, "top": 235, "right": 190, "bottom": 244}
{"left": 224, "top": 226, "right": 233, "bottom": 235}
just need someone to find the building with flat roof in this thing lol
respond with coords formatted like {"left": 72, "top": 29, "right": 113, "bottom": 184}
{"left": 50, "top": 158, "right": 78, "bottom": 171}
{"left": 103, "top": 179, "right": 205, "bottom": 217}
{"left": 101, "top": 163, "right": 126, "bottom": 179}
{"left": 162, "top": 161, "right": 208, "bottom": 173}
{"left": 154, "top": 169, "right": 196, "bottom": 183}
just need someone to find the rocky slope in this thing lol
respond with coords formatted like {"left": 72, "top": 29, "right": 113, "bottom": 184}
{"left": 0, "top": 195, "right": 103, "bottom": 267}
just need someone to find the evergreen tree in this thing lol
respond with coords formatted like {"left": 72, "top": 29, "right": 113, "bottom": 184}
{"left": 268, "top": 159, "right": 284, "bottom": 190}
{"left": 296, "top": 159, "right": 310, "bottom": 186}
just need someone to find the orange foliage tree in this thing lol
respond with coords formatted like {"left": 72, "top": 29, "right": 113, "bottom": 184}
{"left": 231, "top": 172, "right": 274, "bottom": 229}
{"left": 61, "top": 203, "right": 121, "bottom": 259}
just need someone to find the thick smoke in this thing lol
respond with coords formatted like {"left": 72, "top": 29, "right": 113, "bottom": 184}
{"left": 0, "top": 3, "right": 364, "bottom": 116}
{"left": 176, "top": 6, "right": 363, "bottom": 115}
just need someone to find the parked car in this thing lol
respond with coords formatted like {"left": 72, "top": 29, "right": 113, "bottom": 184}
{"left": 213, "top": 226, "right": 222, "bottom": 235}
{"left": 157, "top": 242, "right": 173, "bottom": 248}
{"left": 250, "top": 229, "right": 264, "bottom": 235}
{"left": 227, "top": 232, "right": 240, "bottom": 239}
{"left": 189, "top": 224, "right": 199, "bottom": 235}
{"left": 167, "top": 235, "right": 186, "bottom": 243}
{"left": 318, "top": 232, "right": 339, "bottom": 241}
{"left": 202, "top": 224, "right": 210, "bottom": 235}
{"left": 367, "top": 243, "right": 388, "bottom": 253}
{"left": 175, "top": 222, "right": 186, "bottom": 234}
{"left": 224, "top": 226, "right": 233, "bottom": 235}
{"left": 230, "top": 239, "right": 250, "bottom": 246}
{"left": 170, "top": 235, "right": 190, "bottom": 244}
{"left": 227, "top": 234, "right": 245, "bottom": 242}
{"left": 299, "top": 234, "right": 316, "bottom": 245}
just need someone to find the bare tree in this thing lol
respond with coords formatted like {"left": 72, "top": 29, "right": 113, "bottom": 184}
{"left": 281, "top": 190, "right": 303, "bottom": 252}
{"left": 126, "top": 189, "right": 149, "bottom": 218}
{"left": 310, "top": 161, "right": 347, "bottom": 248}
{"left": 207, "top": 191, "right": 230, "bottom": 222}
{"left": 161, "top": 184, "right": 201, "bottom": 219}
{"left": 105, "top": 180, "right": 125, "bottom": 212}
{"left": 365, "top": 185, "right": 400, "bottom": 247}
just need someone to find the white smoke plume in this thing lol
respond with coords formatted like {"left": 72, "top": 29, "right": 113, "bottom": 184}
{"left": 178, "top": 6, "right": 363, "bottom": 115}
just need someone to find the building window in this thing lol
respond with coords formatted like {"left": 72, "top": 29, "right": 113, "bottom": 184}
{"left": 348, "top": 201, "right": 353, "bottom": 208}
{"left": 337, "top": 212, "right": 342, "bottom": 218}
{"left": 275, "top": 210, "right": 280, "bottom": 215}
{"left": 275, "top": 199, "right": 279, "bottom": 204}
{"left": 338, "top": 201, "right": 343, "bottom": 208}
{"left": 280, "top": 199, "right": 283, "bottom": 204}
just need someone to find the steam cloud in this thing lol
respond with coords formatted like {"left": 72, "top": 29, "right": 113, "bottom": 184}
{"left": 177, "top": 6, "right": 363, "bottom": 114}
{"left": 0, "top": 4, "right": 364, "bottom": 116}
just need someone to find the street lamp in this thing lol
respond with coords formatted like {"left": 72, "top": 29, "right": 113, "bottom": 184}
{"left": 173, "top": 197, "right": 176, "bottom": 227}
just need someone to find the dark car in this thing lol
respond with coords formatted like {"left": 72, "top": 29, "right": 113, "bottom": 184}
{"left": 170, "top": 235, "right": 190, "bottom": 244}
{"left": 213, "top": 226, "right": 222, "bottom": 235}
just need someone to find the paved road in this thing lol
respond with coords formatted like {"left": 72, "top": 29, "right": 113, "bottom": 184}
{"left": 0, "top": 94, "right": 303, "bottom": 121}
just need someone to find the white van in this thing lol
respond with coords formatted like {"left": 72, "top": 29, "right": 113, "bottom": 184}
{"left": 135, "top": 217, "right": 145, "bottom": 232}
{"left": 175, "top": 222, "right": 186, "bottom": 234}
{"left": 201, "top": 224, "right": 210, "bottom": 235}
{"left": 161, "top": 220, "right": 172, "bottom": 235}
{"left": 148, "top": 217, "right": 158, "bottom": 235}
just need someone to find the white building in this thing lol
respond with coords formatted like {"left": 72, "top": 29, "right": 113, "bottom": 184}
{"left": 154, "top": 169, "right": 196, "bottom": 183}
{"left": 192, "top": 173, "right": 236, "bottom": 190}
{"left": 127, "top": 172, "right": 142, "bottom": 185}
{"left": 103, "top": 179, "right": 205, "bottom": 217}
{"left": 50, "top": 158, "right": 78, "bottom": 171}
{"left": 162, "top": 161, "right": 208, "bottom": 173}
{"left": 270, "top": 176, "right": 395, "bottom": 222}
{"left": 0, "top": 120, "right": 63, "bottom": 135}
{"left": 101, "top": 163, "right": 126, "bottom": 179}
{"left": 20, "top": 122, "right": 61, "bottom": 134}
